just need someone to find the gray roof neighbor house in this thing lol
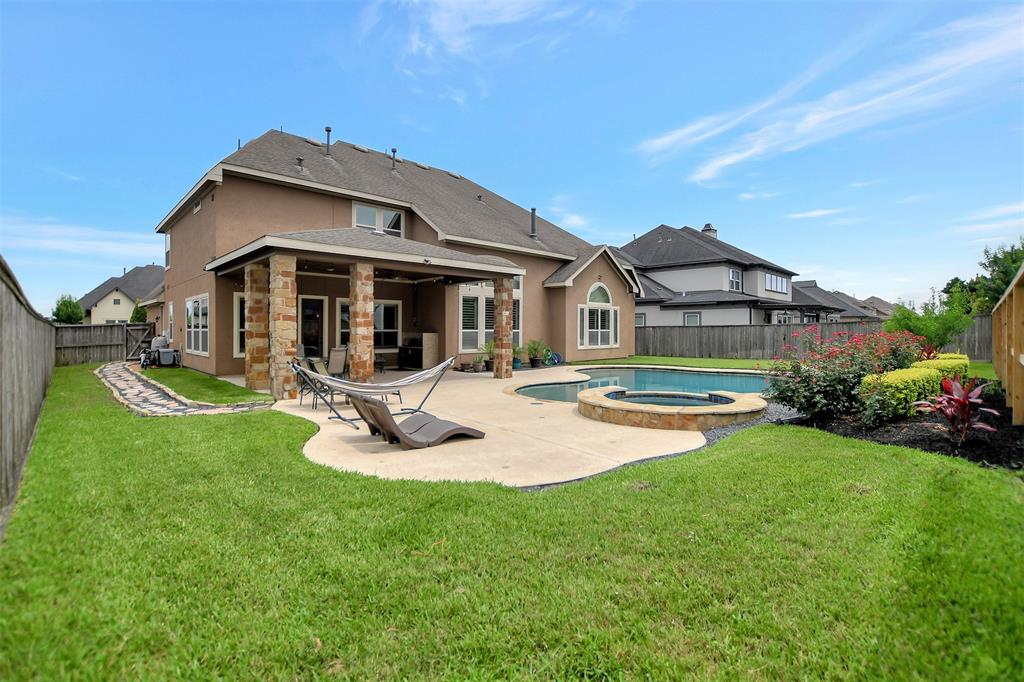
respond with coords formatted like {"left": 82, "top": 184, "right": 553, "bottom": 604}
{"left": 622, "top": 224, "right": 797, "bottom": 275}
{"left": 793, "top": 281, "right": 876, "bottom": 320}
{"left": 78, "top": 265, "right": 164, "bottom": 311}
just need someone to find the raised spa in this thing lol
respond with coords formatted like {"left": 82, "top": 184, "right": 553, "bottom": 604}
{"left": 576, "top": 386, "right": 767, "bottom": 431}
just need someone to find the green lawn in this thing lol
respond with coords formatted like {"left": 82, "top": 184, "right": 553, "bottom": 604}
{"left": 2, "top": 365, "right": 1022, "bottom": 679}
{"left": 575, "top": 355, "right": 767, "bottom": 370}
{"left": 970, "top": 361, "right": 997, "bottom": 381}
{"left": 141, "top": 366, "right": 273, "bottom": 404}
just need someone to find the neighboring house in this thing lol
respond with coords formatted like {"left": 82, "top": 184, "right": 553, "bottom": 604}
{"left": 155, "top": 129, "right": 638, "bottom": 398}
{"left": 621, "top": 224, "right": 839, "bottom": 326}
{"left": 78, "top": 265, "right": 164, "bottom": 325}
{"left": 793, "top": 281, "right": 879, "bottom": 322}
{"left": 829, "top": 290, "right": 894, "bottom": 321}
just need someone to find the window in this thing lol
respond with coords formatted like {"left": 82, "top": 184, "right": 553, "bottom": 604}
{"left": 354, "top": 203, "right": 403, "bottom": 237}
{"left": 167, "top": 301, "right": 174, "bottom": 341}
{"left": 113, "top": 298, "right": 121, "bottom": 305}
{"left": 233, "top": 292, "right": 246, "bottom": 358}
{"left": 458, "top": 280, "right": 523, "bottom": 351}
{"left": 578, "top": 283, "right": 620, "bottom": 349}
{"left": 192, "top": 200, "right": 202, "bottom": 214}
{"left": 729, "top": 269, "right": 742, "bottom": 292}
{"left": 336, "top": 299, "right": 402, "bottom": 350}
{"left": 684, "top": 312, "right": 701, "bottom": 326}
{"left": 635, "top": 312, "right": 646, "bottom": 327}
{"left": 185, "top": 294, "right": 209, "bottom": 355}
{"left": 776, "top": 313, "right": 793, "bottom": 324}
{"left": 164, "top": 233, "right": 171, "bottom": 269}
{"left": 765, "top": 273, "right": 789, "bottom": 293}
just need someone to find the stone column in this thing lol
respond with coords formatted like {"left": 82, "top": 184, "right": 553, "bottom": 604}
{"left": 244, "top": 262, "right": 270, "bottom": 391}
{"left": 269, "top": 254, "right": 297, "bottom": 400}
{"left": 493, "top": 277, "right": 514, "bottom": 379}
{"left": 349, "top": 262, "right": 375, "bottom": 383}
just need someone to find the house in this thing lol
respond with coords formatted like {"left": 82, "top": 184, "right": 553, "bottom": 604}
{"left": 858, "top": 295, "right": 896, "bottom": 320}
{"left": 793, "top": 281, "right": 878, "bottom": 322}
{"left": 78, "top": 265, "right": 164, "bottom": 324}
{"left": 621, "top": 224, "right": 839, "bottom": 326}
{"left": 152, "top": 129, "right": 639, "bottom": 398}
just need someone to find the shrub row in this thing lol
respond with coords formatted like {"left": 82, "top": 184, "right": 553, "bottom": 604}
{"left": 859, "top": 367, "right": 943, "bottom": 427}
{"left": 911, "top": 357, "right": 969, "bottom": 381}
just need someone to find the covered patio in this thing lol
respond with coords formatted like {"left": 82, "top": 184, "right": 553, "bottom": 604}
{"left": 206, "top": 229, "right": 525, "bottom": 399}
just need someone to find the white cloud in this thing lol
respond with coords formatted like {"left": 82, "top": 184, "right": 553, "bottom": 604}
{"left": 786, "top": 208, "right": 848, "bottom": 219}
{"left": 952, "top": 217, "right": 1024, "bottom": 234}
{"left": 848, "top": 179, "right": 883, "bottom": 188}
{"left": 895, "top": 193, "right": 932, "bottom": 204}
{"left": 0, "top": 214, "right": 162, "bottom": 260}
{"left": 41, "top": 166, "right": 84, "bottom": 183}
{"left": 738, "top": 191, "right": 780, "bottom": 201}
{"left": 547, "top": 193, "right": 588, "bottom": 228}
{"left": 560, "top": 213, "right": 587, "bottom": 228}
{"left": 640, "top": 8, "right": 1024, "bottom": 181}
{"left": 962, "top": 201, "right": 1024, "bottom": 221}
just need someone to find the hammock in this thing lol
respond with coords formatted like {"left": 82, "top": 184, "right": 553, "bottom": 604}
{"left": 292, "top": 357, "right": 455, "bottom": 429}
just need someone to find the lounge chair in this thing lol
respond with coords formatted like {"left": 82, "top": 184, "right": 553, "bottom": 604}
{"left": 348, "top": 393, "right": 436, "bottom": 439}
{"left": 356, "top": 394, "right": 484, "bottom": 449}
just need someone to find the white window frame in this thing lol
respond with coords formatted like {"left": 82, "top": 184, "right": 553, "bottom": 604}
{"left": 684, "top": 312, "right": 701, "bottom": 326}
{"left": 335, "top": 298, "right": 403, "bottom": 353}
{"left": 232, "top": 292, "right": 246, "bottom": 359}
{"left": 164, "top": 232, "right": 171, "bottom": 269}
{"left": 458, "top": 279, "right": 523, "bottom": 352}
{"left": 353, "top": 203, "right": 404, "bottom": 237}
{"left": 167, "top": 301, "right": 173, "bottom": 341}
{"left": 729, "top": 268, "right": 742, "bottom": 292}
{"left": 577, "top": 283, "right": 620, "bottom": 350}
{"left": 765, "top": 273, "right": 789, "bottom": 294}
{"left": 184, "top": 293, "right": 210, "bottom": 356}
{"left": 113, "top": 297, "right": 121, "bottom": 306}
{"left": 298, "top": 295, "right": 329, "bottom": 357}
{"left": 635, "top": 312, "right": 646, "bottom": 327}
{"left": 776, "top": 312, "right": 793, "bottom": 324}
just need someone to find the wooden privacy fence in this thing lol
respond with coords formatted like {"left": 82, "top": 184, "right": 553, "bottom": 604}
{"left": 55, "top": 322, "right": 154, "bottom": 366}
{"left": 635, "top": 316, "right": 994, "bottom": 361}
{"left": 1, "top": 255, "right": 55, "bottom": 541}
{"left": 991, "top": 264, "right": 1023, "bottom": 425}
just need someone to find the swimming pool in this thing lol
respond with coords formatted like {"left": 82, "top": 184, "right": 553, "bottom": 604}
{"left": 517, "top": 367, "right": 767, "bottom": 402}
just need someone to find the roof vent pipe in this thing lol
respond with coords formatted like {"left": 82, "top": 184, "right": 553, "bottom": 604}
{"left": 296, "top": 156, "right": 304, "bottom": 170}
{"left": 391, "top": 147, "right": 397, "bottom": 170}
{"left": 701, "top": 223, "right": 718, "bottom": 239}
{"left": 530, "top": 208, "right": 537, "bottom": 239}
{"left": 477, "top": 194, "right": 483, "bottom": 202}
{"left": 325, "top": 126, "right": 332, "bottom": 155}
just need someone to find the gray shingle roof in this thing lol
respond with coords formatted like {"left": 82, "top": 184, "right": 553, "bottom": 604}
{"left": 660, "top": 289, "right": 769, "bottom": 306}
{"left": 79, "top": 265, "right": 164, "bottom": 311}
{"left": 542, "top": 244, "right": 604, "bottom": 285}
{"left": 792, "top": 281, "right": 857, "bottom": 314}
{"left": 636, "top": 273, "right": 675, "bottom": 302}
{"left": 620, "top": 224, "right": 797, "bottom": 275}
{"left": 222, "top": 130, "right": 592, "bottom": 258}
{"left": 861, "top": 295, "right": 896, "bottom": 316}
{"left": 272, "top": 228, "right": 520, "bottom": 269}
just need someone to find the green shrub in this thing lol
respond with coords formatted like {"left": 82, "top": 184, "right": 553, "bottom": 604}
{"left": 911, "top": 358, "right": 969, "bottom": 381}
{"left": 935, "top": 353, "right": 969, "bottom": 361}
{"left": 860, "top": 367, "right": 942, "bottom": 426}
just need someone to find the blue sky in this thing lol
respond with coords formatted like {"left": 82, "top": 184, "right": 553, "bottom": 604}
{"left": 2, "top": 1, "right": 1022, "bottom": 313}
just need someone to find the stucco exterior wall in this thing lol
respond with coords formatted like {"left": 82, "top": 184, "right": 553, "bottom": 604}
{"left": 636, "top": 304, "right": 752, "bottom": 326}
{"left": 748, "top": 269, "right": 792, "bottom": 302}
{"left": 561, "top": 253, "right": 635, "bottom": 362}
{"left": 644, "top": 265, "right": 728, "bottom": 293}
{"left": 87, "top": 289, "right": 132, "bottom": 324}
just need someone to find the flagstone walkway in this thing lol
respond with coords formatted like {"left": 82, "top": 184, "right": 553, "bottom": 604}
{"left": 96, "top": 362, "right": 272, "bottom": 417}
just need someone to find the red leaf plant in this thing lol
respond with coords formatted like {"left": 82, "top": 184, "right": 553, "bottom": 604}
{"left": 914, "top": 375, "right": 1000, "bottom": 446}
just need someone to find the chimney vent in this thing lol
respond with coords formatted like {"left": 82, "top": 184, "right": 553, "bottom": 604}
{"left": 391, "top": 147, "right": 397, "bottom": 170}
{"left": 701, "top": 223, "right": 718, "bottom": 239}
{"left": 325, "top": 126, "right": 332, "bottom": 155}
{"left": 530, "top": 208, "right": 537, "bottom": 239}
{"left": 477, "top": 194, "right": 483, "bottom": 202}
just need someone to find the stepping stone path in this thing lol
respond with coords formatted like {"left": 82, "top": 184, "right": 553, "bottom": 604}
{"left": 96, "top": 362, "right": 272, "bottom": 417}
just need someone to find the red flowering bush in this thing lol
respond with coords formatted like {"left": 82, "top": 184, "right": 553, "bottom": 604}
{"left": 767, "top": 325, "right": 924, "bottom": 422}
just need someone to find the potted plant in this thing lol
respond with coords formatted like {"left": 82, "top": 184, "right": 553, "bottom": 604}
{"left": 481, "top": 341, "right": 495, "bottom": 371}
{"left": 526, "top": 339, "right": 548, "bottom": 368}
{"left": 511, "top": 344, "right": 523, "bottom": 370}
{"left": 459, "top": 360, "right": 472, "bottom": 372}
{"left": 472, "top": 354, "right": 486, "bottom": 373}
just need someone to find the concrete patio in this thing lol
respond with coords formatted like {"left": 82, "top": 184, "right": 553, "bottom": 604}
{"left": 273, "top": 365, "right": 706, "bottom": 488}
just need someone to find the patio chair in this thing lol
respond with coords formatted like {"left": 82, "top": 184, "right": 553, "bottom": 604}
{"left": 303, "top": 358, "right": 345, "bottom": 411}
{"left": 357, "top": 394, "right": 484, "bottom": 450}
{"left": 291, "top": 357, "right": 455, "bottom": 429}
{"left": 327, "top": 346, "right": 348, "bottom": 378}
{"left": 348, "top": 393, "right": 436, "bottom": 439}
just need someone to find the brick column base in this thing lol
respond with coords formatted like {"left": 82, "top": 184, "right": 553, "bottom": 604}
{"left": 244, "top": 262, "right": 270, "bottom": 391}
{"left": 493, "top": 277, "right": 514, "bottom": 379}
{"left": 269, "top": 254, "right": 297, "bottom": 400}
{"left": 349, "top": 262, "right": 375, "bottom": 383}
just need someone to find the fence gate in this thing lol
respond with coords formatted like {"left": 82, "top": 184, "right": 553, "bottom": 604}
{"left": 125, "top": 323, "right": 155, "bottom": 359}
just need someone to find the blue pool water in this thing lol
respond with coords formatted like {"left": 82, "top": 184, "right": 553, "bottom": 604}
{"left": 617, "top": 395, "right": 718, "bottom": 407}
{"left": 517, "top": 368, "right": 767, "bottom": 403}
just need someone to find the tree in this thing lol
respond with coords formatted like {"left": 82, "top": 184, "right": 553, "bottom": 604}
{"left": 52, "top": 294, "right": 85, "bottom": 324}
{"left": 884, "top": 285, "right": 973, "bottom": 349}
{"left": 129, "top": 299, "right": 148, "bottom": 323}
{"left": 973, "top": 236, "right": 1024, "bottom": 313}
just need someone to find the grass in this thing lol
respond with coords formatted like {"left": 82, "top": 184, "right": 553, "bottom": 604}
{"left": 970, "top": 361, "right": 997, "bottom": 381}
{"left": 1, "top": 365, "right": 1022, "bottom": 679}
{"left": 141, "top": 366, "right": 273, "bottom": 404}
{"left": 574, "top": 355, "right": 767, "bottom": 370}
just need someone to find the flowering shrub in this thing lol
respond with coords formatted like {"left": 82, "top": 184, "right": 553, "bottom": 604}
{"left": 767, "top": 325, "right": 924, "bottom": 422}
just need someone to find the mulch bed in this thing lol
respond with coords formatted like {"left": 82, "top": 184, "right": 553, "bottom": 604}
{"left": 802, "top": 397, "right": 1023, "bottom": 469}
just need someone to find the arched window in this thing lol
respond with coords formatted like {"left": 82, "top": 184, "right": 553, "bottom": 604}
{"left": 579, "top": 283, "right": 619, "bottom": 349}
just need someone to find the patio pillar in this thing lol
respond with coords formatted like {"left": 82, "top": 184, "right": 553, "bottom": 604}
{"left": 243, "top": 262, "right": 270, "bottom": 391}
{"left": 269, "top": 254, "right": 297, "bottom": 400}
{"left": 349, "top": 262, "right": 375, "bottom": 383}
{"left": 493, "top": 276, "right": 514, "bottom": 379}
